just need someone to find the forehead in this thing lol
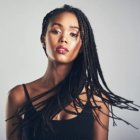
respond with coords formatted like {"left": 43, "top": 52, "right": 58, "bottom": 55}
{"left": 49, "top": 12, "right": 79, "bottom": 28}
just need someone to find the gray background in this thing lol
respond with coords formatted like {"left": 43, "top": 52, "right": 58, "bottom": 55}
{"left": 0, "top": 0, "right": 140, "bottom": 139}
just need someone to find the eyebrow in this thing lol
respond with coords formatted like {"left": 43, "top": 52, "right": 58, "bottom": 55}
{"left": 51, "top": 22, "right": 79, "bottom": 30}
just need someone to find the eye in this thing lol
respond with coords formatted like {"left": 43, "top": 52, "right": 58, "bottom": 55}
{"left": 50, "top": 29, "right": 61, "bottom": 34}
{"left": 70, "top": 32, "right": 78, "bottom": 38}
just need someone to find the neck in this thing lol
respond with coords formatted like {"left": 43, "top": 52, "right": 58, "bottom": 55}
{"left": 42, "top": 60, "right": 73, "bottom": 88}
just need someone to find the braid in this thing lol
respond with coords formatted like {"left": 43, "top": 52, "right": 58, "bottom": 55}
{"left": 7, "top": 4, "right": 139, "bottom": 136}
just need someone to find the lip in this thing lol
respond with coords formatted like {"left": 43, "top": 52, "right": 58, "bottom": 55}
{"left": 55, "top": 45, "right": 69, "bottom": 54}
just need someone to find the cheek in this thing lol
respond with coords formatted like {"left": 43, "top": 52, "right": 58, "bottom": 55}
{"left": 45, "top": 34, "right": 56, "bottom": 49}
{"left": 72, "top": 39, "right": 82, "bottom": 52}
{"left": 45, "top": 34, "right": 52, "bottom": 45}
{"left": 69, "top": 40, "right": 82, "bottom": 60}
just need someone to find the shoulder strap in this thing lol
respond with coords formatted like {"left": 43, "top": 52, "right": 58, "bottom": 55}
{"left": 22, "top": 84, "right": 31, "bottom": 101}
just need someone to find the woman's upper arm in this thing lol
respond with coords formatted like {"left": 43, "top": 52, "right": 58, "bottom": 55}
{"left": 6, "top": 85, "right": 24, "bottom": 140}
{"left": 92, "top": 97, "right": 109, "bottom": 140}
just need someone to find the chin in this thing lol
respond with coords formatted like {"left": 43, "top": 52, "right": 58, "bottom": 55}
{"left": 49, "top": 57, "right": 75, "bottom": 64}
{"left": 55, "top": 59, "right": 74, "bottom": 64}
{"left": 48, "top": 52, "right": 80, "bottom": 64}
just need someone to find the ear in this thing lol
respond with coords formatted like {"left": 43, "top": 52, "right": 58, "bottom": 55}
{"left": 41, "top": 35, "right": 46, "bottom": 49}
{"left": 42, "top": 42, "right": 46, "bottom": 48}
{"left": 40, "top": 34, "right": 45, "bottom": 44}
{"left": 42, "top": 44, "right": 48, "bottom": 57}
{"left": 41, "top": 35, "right": 48, "bottom": 57}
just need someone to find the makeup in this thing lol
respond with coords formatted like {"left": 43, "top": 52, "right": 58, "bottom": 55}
{"left": 55, "top": 45, "right": 69, "bottom": 54}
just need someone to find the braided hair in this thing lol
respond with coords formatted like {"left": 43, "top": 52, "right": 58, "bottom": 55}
{"left": 8, "top": 4, "right": 139, "bottom": 136}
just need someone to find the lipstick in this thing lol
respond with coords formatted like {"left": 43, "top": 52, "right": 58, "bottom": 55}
{"left": 55, "top": 45, "right": 69, "bottom": 54}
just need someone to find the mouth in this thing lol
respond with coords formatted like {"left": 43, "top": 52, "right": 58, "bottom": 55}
{"left": 55, "top": 45, "right": 69, "bottom": 54}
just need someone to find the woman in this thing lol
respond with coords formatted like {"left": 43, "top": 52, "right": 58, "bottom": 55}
{"left": 6, "top": 5, "right": 139, "bottom": 140}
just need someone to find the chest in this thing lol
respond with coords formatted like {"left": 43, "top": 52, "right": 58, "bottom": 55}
{"left": 23, "top": 103, "right": 94, "bottom": 140}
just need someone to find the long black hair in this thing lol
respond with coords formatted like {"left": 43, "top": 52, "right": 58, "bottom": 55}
{"left": 8, "top": 4, "right": 139, "bottom": 136}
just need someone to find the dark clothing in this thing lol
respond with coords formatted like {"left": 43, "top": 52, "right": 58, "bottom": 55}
{"left": 22, "top": 84, "right": 94, "bottom": 140}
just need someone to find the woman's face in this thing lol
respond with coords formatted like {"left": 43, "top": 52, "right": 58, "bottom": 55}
{"left": 43, "top": 12, "right": 82, "bottom": 64}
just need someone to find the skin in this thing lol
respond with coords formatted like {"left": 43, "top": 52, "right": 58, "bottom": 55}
{"left": 6, "top": 12, "right": 109, "bottom": 140}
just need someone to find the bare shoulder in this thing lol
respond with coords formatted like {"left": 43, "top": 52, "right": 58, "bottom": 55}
{"left": 91, "top": 95, "right": 109, "bottom": 115}
{"left": 79, "top": 87, "right": 109, "bottom": 116}
{"left": 7, "top": 85, "right": 26, "bottom": 108}
{"left": 80, "top": 88, "right": 109, "bottom": 109}
{"left": 6, "top": 85, "right": 26, "bottom": 140}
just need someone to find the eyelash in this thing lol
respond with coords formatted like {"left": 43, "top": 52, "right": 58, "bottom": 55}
{"left": 70, "top": 33, "right": 78, "bottom": 38}
{"left": 51, "top": 30, "right": 61, "bottom": 34}
{"left": 50, "top": 29, "right": 78, "bottom": 38}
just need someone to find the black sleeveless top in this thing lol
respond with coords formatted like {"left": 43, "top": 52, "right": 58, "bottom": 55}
{"left": 22, "top": 84, "right": 94, "bottom": 140}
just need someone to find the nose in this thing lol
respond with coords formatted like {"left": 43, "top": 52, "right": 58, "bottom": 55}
{"left": 59, "top": 35, "right": 68, "bottom": 44}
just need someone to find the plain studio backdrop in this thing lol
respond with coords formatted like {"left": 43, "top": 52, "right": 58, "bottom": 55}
{"left": 0, "top": 0, "right": 140, "bottom": 140}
